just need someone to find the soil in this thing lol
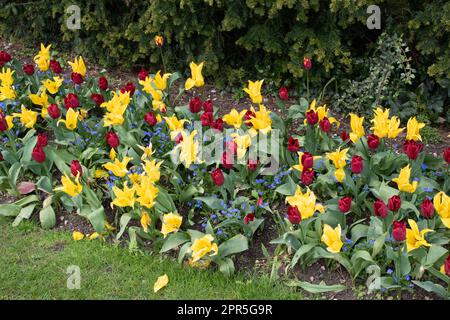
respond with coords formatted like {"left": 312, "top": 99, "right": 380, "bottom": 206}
{"left": 1, "top": 37, "right": 448, "bottom": 300}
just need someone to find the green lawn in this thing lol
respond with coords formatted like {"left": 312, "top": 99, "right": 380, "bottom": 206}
{"left": 0, "top": 217, "right": 304, "bottom": 299}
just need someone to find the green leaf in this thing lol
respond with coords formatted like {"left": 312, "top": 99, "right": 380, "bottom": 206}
{"left": 116, "top": 213, "right": 131, "bottom": 240}
{"left": 155, "top": 186, "right": 176, "bottom": 213}
{"left": 275, "top": 175, "right": 297, "bottom": 196}
{"left": 412, "top": 281, "right": 448, "bottom": 299}
{"left": 12, "top": 203, "right": 36, "bottom": 227}
{"left": 290, "top": 243, "right": 317, "bottom": 268}
{"left": 424, "top": 245, "right": 448, "bottom": 268}
{"left": 195, "top": 196, "right": 223, "bottom": 210}
{"left": 160, "top": 232, "right": 190, "bottom": 253}
{"left": 39, "top": 206, "right": 56, "bottom": 229}
{"left": 286, "top": 280, "right": 346, "bottom": 293}
{"left": 0, "top": 204, "right": 21, "bottom": 217}
{"left": 218, "top": 234, "right": 248, "bottom": 257}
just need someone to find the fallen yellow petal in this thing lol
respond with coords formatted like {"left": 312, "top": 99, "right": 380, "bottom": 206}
{"left": 153, "top": 274, "right": 169, "bottom": 293}
{"left": 72, "top": 231, "right": 84, "bottom": 241}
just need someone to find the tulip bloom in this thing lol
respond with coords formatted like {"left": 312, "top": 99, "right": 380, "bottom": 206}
{"left": 405, "top": 219, "right": 433, "bottom": 252}
{"left": 367, "top": 134, "right": 380, "bottom": 149}
{"left": 42, "top": 76, "right": 63, "bottom": 94}
{"left": 387, "top": 116, "right": 404, "bottom": 138}
{"left": 105, "top": 131, "right": 120, "bottom": 148}
{"left": 54, "top": 173, "right": 83, "bottom": 197}
{"left": 301, "top": 169, "right": 315, "bottom": 186}
{"left": 189, "top": 97, "right": 202, "bottom": 113}
{"left": 350, "top": 155, "right": 363, "bottom": 174}
{"left": 211, "top": 168, "right": 225, "bottom": 186}
{"left": 287, "top": 206, "right": 301, "bottom": 224}
{"left": 70, "top": 160, "right": 83, "bottom": 177}
{"left": 190, "top": 234, "right": 218, "bottom": 262}
{"left": 142, "top": 159, "right": 162, "bottom": 183}
{"left": 33, "top": 43, "right": 51, "bottom": 71}
{"left": 392, "top": 221, "right": 406, "bottom": 242}
{"left": 433, "top": 192, "right": 450, "bottom": 228}
{"left": 185, "top": 61, "right": 205, "bottom": 90}
{"left": 388, "top": 195, "right": 401, "bottom": 212}
{"left": 223, "top": 109, "right": 247, "bottom": 129}
{"left": 103, "top": 156, "right": 132, "bottom": 177}
{"left": 57, "top": 108, "right": 79, "bottom": 131}
{"left": 303, "top": 57, "right": 312, "bottom": 70}
{"left": 164, "top": 115, "right": 189, "bottom": 140}
{"left": 140, "top": 212, "right": 151, "bottom": 233}
{"left": 68, "top": 56, "right": 86, "bottom": 77}
{"left": 286, "top": 186, "right": 324, "bottom": 220}
{"left": 420, "top": 198, "right": 434, "bottom": 218}
{"left": 248, "top": 105, "right": 272, "bottom": 135}
{"left": 32, "top": 146, "right": 46, "bottom": 163}
{"left": 243, "top": 80, "right": 264, "bottom": 104}
{"left": 349, "top": 114, "right": 365, "bottom": 143}
{"left": 135, "top": 176, "right": 159, "bottom": 209}
{"left": 244, "top": 213, "right": 255, "bottom": 224}
{"left": 98, "top": 76, "right": 108, "bottom": 90}
{"left": 406, "top": 117, "right": 425, "bottom": 141}
{"left": 392, "top": 164, "right": 418, "bottom": 193}
{"left": 326, "top": 147, "right": 349, "bottom": 169}
{"left": 161, "top": 212, "right": 183, "bottom": 238}
{"left": 279, "top": 86, "right": 288, "bottom": 101}
{"left": 374, "top": 199, "right": 388, "bottom": 218}
{"left": 403, "top": 140, "right": 423, "bottom": 160}
{"left": 64, "top": 93, "right": 79, "bottom": 110}
{"left": 338, "top": 196, "right": 352, "bottom": 213}
{"left": 154, "top": 35, "right": 164, "bottom": 47}
{"left": 153, "top": 71, "right": 171, "bottom": 91}
{"left": 47, "top": 104, "right": 60, "bottom": 119}
{"left": 287, "top": 136, "right": 300, "bottom": 152}
{"left": 13, "top": 105, "right": 38, "bottom": 129}
{"left": 370, "top": 107, "right": 390, "bottom": 138}
{"left": 111, "top": 183, "right": 136, "bottom": 208}
{"left": 443, "top": 147, "right": 450, "bottom": 164}
{"left": 175, "top": 130, "right": 201, "bottom": 168}
{"left": 321, "top": 224, "right": 343, "bottom": 253}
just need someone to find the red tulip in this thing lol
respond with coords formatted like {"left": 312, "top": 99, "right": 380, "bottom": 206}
{"left": 32, "top": 146, "right": 46, "bottom": 163}
{"left": 203, "top": 100, "right": 213, "bottom": 113}
{"left": 23, "top": 63, "right": 35, "bottom": 75}
{"left": 175, "top": 133, "right": 183, "bottom": 145}
{"left": 373, "top": 199, "right": 388, "bottom": 218}
{"left": 444, "top": 255, "right": 450, "bottom": 276}
{"left": 211, "top": 168, "right": 224, "bottom": 186}
{"left": 221, "top": 151, "right": 234, "bottom": 169}
{"left": 189, "top": 97, "right": 202, "bottom": 113}
{"left": 279, "top": 86, "right": 289, "bottom": 101}
{"left": 64, "top": 93, "right": 79, "bottom": 110}
{"left": 200, "top": 111, "right": 213, "bottom": 126}
{"left": 392, "top": 221, "right": 406, "bottom": 242}
{"left": 71, "top": 72, "right": 84, "bottom": 85}
{"left": 247, "top": 159, "right": 258, "bottom": 171}
{"left": 388, "top": 195, "right": 401, "bottom": 212}
{"left": 225, "top": 140, "right": 237, "bottom": 155}
{"left": 212, "top": 118, "right": 224, "bottom": 132}
{"left": 144, "top": 112, "right": 157, "bottom": 126}
{"left": 91, "top": 93, "right": 104, "bottom": 106}
{"left": 37, "top": 133, "right": 48, "bottom": 148}
{"left": 244, "top": 213, "right": 255, "bottom": 225}
{"left": 351, "top": 155, "right": 363, "bottom": 174}
{"left": 105, "top": 131, "right": 120, "bottom": 148}
{"left": 340, "top": 131, "right": 350, "bottom": 142}
{"left": 319, "top": 117, "right": 331, "bottom": 133}
{"left": 70, "top": 160, "right": 83, "bottom": 177}
{"left": 301, "top": 169, "right": 315, "bottom": 186}
{"left": 303, "top": 57, "right": 312, "bottom": 70}
{"left": 138, "top": 68, "right": 149, "bottom": 81}
{"left": 47, "top": 104, "right": 61, "bottom": 119}
{"left": 367, "top": 134, "right": 380, "bottom": 150}
{"left": 420, "top": 198, "right": 434, "bottom": 218}
{"left": 98, "top": 76, "right": 108, "bottom": 90}
{"left": 287, "top": 136, "right": 300, "bottom": 153}
{"left": 403, "top": 140, "right": 423, "bottom": 160}
{"left": 0, "top": 111, "right": 8, "bottom": 132}
{"left": 0, "top": 50, "right": 12, "bottom": 66}
{"left": 49, "top": 60, "right": 62, "bottom": 74}
{"left": 338, "top": 196, "right": 352, "bottom": 213}
{"left": 443, "top": 147, "right": 450, "bottom": 164}
{"left": 306, "top": 110, "right": 318, "bottom": 125}
{"left": 244, "top": 110, "right": 255, "bottom": 126}
{"left": 287, "top": 206, "right": 301, "bottom": 224}
{"left": 301, "top": 152, "right": 314, "bottom": 170}
{"left": 121, "top": 82, "right": 135, "bottom": 96}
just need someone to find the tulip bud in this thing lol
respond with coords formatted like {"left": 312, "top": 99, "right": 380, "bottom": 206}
{"left": 144, "top": 112, "right": 157, "bottom": 126}
{"left": 373, "top": 199, "right": 388, "bottom": 218}
{"left": 47, "top": 104, "right": 61, "bottom": 119}
{"left": 420, "top": 198, "right": 434, "bottom": 218}
{"left": 338, "top": 196, "right": 352, "bottom": 213}
{"left": 200, "top": 111, "right": 213, "bottom": 126}
{"left": 32, "top": 146, "right": 46, "bottom": 163}
{"left": 350, "top": 155, "right": 363, "bottom": 174}
{"left": 388, "top": 195, "right": 401, "bottom": 212}
{"left": 203, "top": 100, "right": 213, "bottom": 113}
{"left": 98, "top": 77, "right": 108, "bottom": 90}
{"left": 443, "top": 147, "right": 450, "bottom": 164}
{"left": 303, "top": 57, "right": 312, "bottom": 70}
{"left": 244, "top": 213, "right": 255, "bottom": 224}
{"left": 105, "top": 131, "right": 120, "bottom": 149}
{"left": 189, "top": 97, "right": 202, "bottom": 113}
{"left": 392, "top": 221, "right": 406, "bottom": 242}
{"left": 287, "top": 206, "right": 301, "bottom": 224}
{"left": 279, "top": 86, "right": 289, "bottom": 101}
{"left": 37, "top": 133, "right": 48, "bottom": 148}
{"left": 70, "top": 160, "right": 83, "bottom": 177}
{"left": 211, "top": 168, "right": 225, "bottom": 186}
{"left": 367, "top": 134, "right": 380, "bottom": 150}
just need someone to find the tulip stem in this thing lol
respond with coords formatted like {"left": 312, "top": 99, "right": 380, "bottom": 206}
{"left": 159, "top": 47, "right": 166, "bottom": 75}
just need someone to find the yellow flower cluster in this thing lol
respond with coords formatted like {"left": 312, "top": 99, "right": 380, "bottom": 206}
{"left": 0, "top": 67, "right": 16, "bottom": 102}
{"left": 101, "top": 91, "right": 131, "bottom": 127}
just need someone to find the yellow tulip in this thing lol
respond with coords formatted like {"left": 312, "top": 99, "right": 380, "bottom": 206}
{"left": 153, "top": 274, "right": 169, "bottom": 293}
{"left": 248, "top": 104, "right": 272, "bottom": 135}
{"left": 54, "top": 173, "right": 83, "bottom": 197}
{"left": 370, "top": 107, "right": 390, "bottom": 138}
{"left": 405, "top": 219, "right": 433, "bottom": 252}
{"left": 94, "top": 169, "right": 109, "bottom": 179}
{"left": 103, "top": 99, "right": 128, "bottom": 127}
{"left": 304, "top": 100, "right": 340, "bottom": 127}
{"left": 138, "top": 143, "right": 155, "bottom": 160}
{"left": 111, "top": 183, "right": 136, "bottom": 208}
{"left": 286, "top": 186, "right": 324, "bottom": 220}
{"left": 109, "top": 148, "right": 116, "bottom": 160}
{"left": 57, "top": 108, "right": 79, "bottom": 130}
{"left": 326, "top": 147, "right": 349, "bottom": 169}
{"left": 102, "top": 156, "right": 132, "bottom": 177}
{"left": 88, "top": 232, "right": 100, "bottom": 240}
{"left": 42, "top": 76, "right": 63, "bottom": 94}
{"left": 142, "top": 159, "right": 162, "bottom": 183}
{"left": 190, "top": 234, "right": 219, "bottom": 262}
{"left": 129, "top": 173, "right": 141, "bottom": 185}
{"left": 433, "top": 192, "right": 450, "bottom": 228}
{"left": 29, "top": 89, "right": 49, "bottom": 107}
{"left": 68, "top": 56, "right": 86, "bottom": 77}
{"left": 0, "top": 85, "right": 16, "bottom": 101}
{"left": 185, "top": 61, "right": 204, "bottom": 90}
{"left": 349, "top": 114, "right": 365, "bottom": 143}
{"left": 392, "top": 164, "right": 418, "bottom": 193}
{"left": 387, "top": 116, "right": 404, "bottom": 139}
{"left": 223, "top": 108, "right": 247, "bottom": 129}
{"left": 243, "top": 80, "right": 263, "bottom": 104}
{"left": 175, "top": 130, "right": 201, "bottom": 168}
{"left": 292, "top": 152, "right": 321, "bottom": 172}
{"left": 72, "top": 231, "right": 84, "bottom": 241}
{"left": 135, "top": 175, "right": 159, "bottom": 209}
{"left": 406, "top": 117, "right": 425, "bottom": 141}
{"left": 153, "top": 71, "right": 172, "bottom": 91}
{"left": 335, "top": 168, "right": 346, "bottom": 183}
{"left": 140, "top": 211, "right": 151, "bottom": 233}
{"left": 34, "top": 43, "right": 51, "bottom": 71}
{"left": 5, "top": 115, "right": 14, "bottom": 130}
{"left": 321, "top": 224, "right": 343, "bottom": 253}
{"left": 12, "top": 105, "right": 38, "bottom": 129}
{"left": 231, "top": 133, "right": 251, "bottom": 159}
{"left": 164, "top": 115, "right": 188, "bottom": 140}
{"left": 161, "top": 212, "right": 183, "bottom": 238}
{"left": 0, "top": 67, "right": 15, "bottom": 87}
{"left": 139, "top": 76, "right": 164, "bottom": 101}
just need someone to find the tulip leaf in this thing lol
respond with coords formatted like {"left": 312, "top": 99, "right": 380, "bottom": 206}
{"left": 0, "top": 204, "right": 21, "bottom": 217}
{"left": 412, "top": 281, "right": 448, "bottom": 299}
{"left": 39, "top": 206, "right": 56, "bottom": 229}
{"left": 12, "top": 203, "right": 36, "bottom": 227}
{"left": 116, "top": 213, "right": 131, "bottom": 240}
{"left": 194, "top": 196, "right": 223, "bottom": 210}
{"left": 218, "top": 234, "right": 248, "bottom": 257}
{"left": 275, "top": 175, "right": 296, "bottom": 195}
{"left": 286, "top": 280, "right": 346, "bottom": 293}
{"left": 218, "top": 257, "right": 235, "bottom": 277}
{"left": 290, "top": 243, "right": 317, "bottom": 269}
{"left": 160, "top": 232, "right": 190, "bottom": 253}
{"left": 424, "top": 245, "right": 448, "bottom": 268}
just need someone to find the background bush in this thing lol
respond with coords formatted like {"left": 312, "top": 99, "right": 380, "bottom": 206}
{"left": 0, "top": 0, "right": 448, "bottom": 121}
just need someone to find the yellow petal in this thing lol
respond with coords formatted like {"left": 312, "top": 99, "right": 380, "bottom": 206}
{"left": 72, "top": 231, "right": 84, "bottom": 241}
{"left": 153, "top": 274, "right": 169, "bottom": 293}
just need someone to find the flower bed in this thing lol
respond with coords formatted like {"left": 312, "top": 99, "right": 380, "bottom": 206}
{"left": 0, "top": 44, "right": 449, "bottom": 297}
